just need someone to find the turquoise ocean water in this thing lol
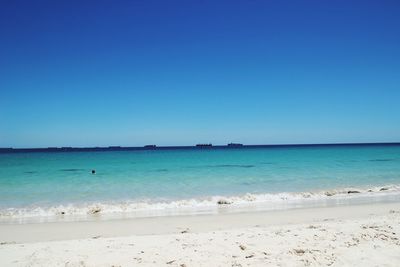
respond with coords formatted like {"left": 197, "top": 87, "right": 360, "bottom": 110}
{"left": 1, "top": 144, "right": 400, "bottom": 222}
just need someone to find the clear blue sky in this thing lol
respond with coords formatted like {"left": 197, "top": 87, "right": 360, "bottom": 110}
{"left": 1, "top": 0, "right": 399, "bottom": 148}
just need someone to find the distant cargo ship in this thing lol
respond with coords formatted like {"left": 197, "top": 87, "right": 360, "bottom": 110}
{"left": 227, "top": 143, "right": 243, "bottom": 147}
{"left": 196, "top": 144, "right": 212, "bottom": 147}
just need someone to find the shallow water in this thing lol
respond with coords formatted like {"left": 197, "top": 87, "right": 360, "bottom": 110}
{"left": 1, "top": 144, "right": 400, "bottom": 222}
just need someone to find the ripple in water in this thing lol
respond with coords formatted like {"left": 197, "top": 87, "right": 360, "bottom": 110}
{"left": 59, "top": 169, "right": 85, "bottom": 172}
{"left": 209, "top": 164, "right": 255, "bottom": 168}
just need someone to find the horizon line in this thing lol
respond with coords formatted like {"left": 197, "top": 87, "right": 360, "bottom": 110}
{"left": 1, "top": 141, "right": 400, "bottom": 152}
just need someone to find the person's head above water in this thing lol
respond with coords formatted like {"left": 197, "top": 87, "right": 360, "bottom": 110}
{"left": 91, "top": 169, "right": 96, "bottom": 174}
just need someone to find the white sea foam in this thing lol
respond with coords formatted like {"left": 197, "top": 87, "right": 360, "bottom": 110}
{"left": 1, "top": 184, "right": 400, "bottom": 223}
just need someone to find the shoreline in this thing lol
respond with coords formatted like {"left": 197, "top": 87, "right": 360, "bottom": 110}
{"left": 1, "top": 201, "right": 400, "bottom": 266}
{"left": 1, "top": 201, "right": 399, "bottom": 243}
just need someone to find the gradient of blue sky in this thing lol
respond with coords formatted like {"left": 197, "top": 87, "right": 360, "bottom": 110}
{"left": 1, "top": 0, "right": 399, "bottom": 148}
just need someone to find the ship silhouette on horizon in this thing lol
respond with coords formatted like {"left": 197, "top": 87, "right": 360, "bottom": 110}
{"left": 227, "top": 143, "right": 243, "bottom": 147}
{"left": 196, "top": 144, "right": 212, "bottom": 148}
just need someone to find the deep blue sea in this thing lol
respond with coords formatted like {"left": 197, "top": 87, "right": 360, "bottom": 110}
{"left": 1, "top": 144, "right": 400, "bottom": 222}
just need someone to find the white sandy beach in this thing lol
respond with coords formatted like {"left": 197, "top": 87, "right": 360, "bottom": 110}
{"left": 1, "top": 202, "right": 400, "bottom": 266}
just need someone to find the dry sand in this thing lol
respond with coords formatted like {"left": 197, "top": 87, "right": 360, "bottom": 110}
{"left": 1, "top": 202, "right": 400, "bottom": 266}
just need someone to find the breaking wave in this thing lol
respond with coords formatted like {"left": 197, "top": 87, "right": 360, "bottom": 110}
{"left": 1, "top": 184, "right": 400, "bottom": 223}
